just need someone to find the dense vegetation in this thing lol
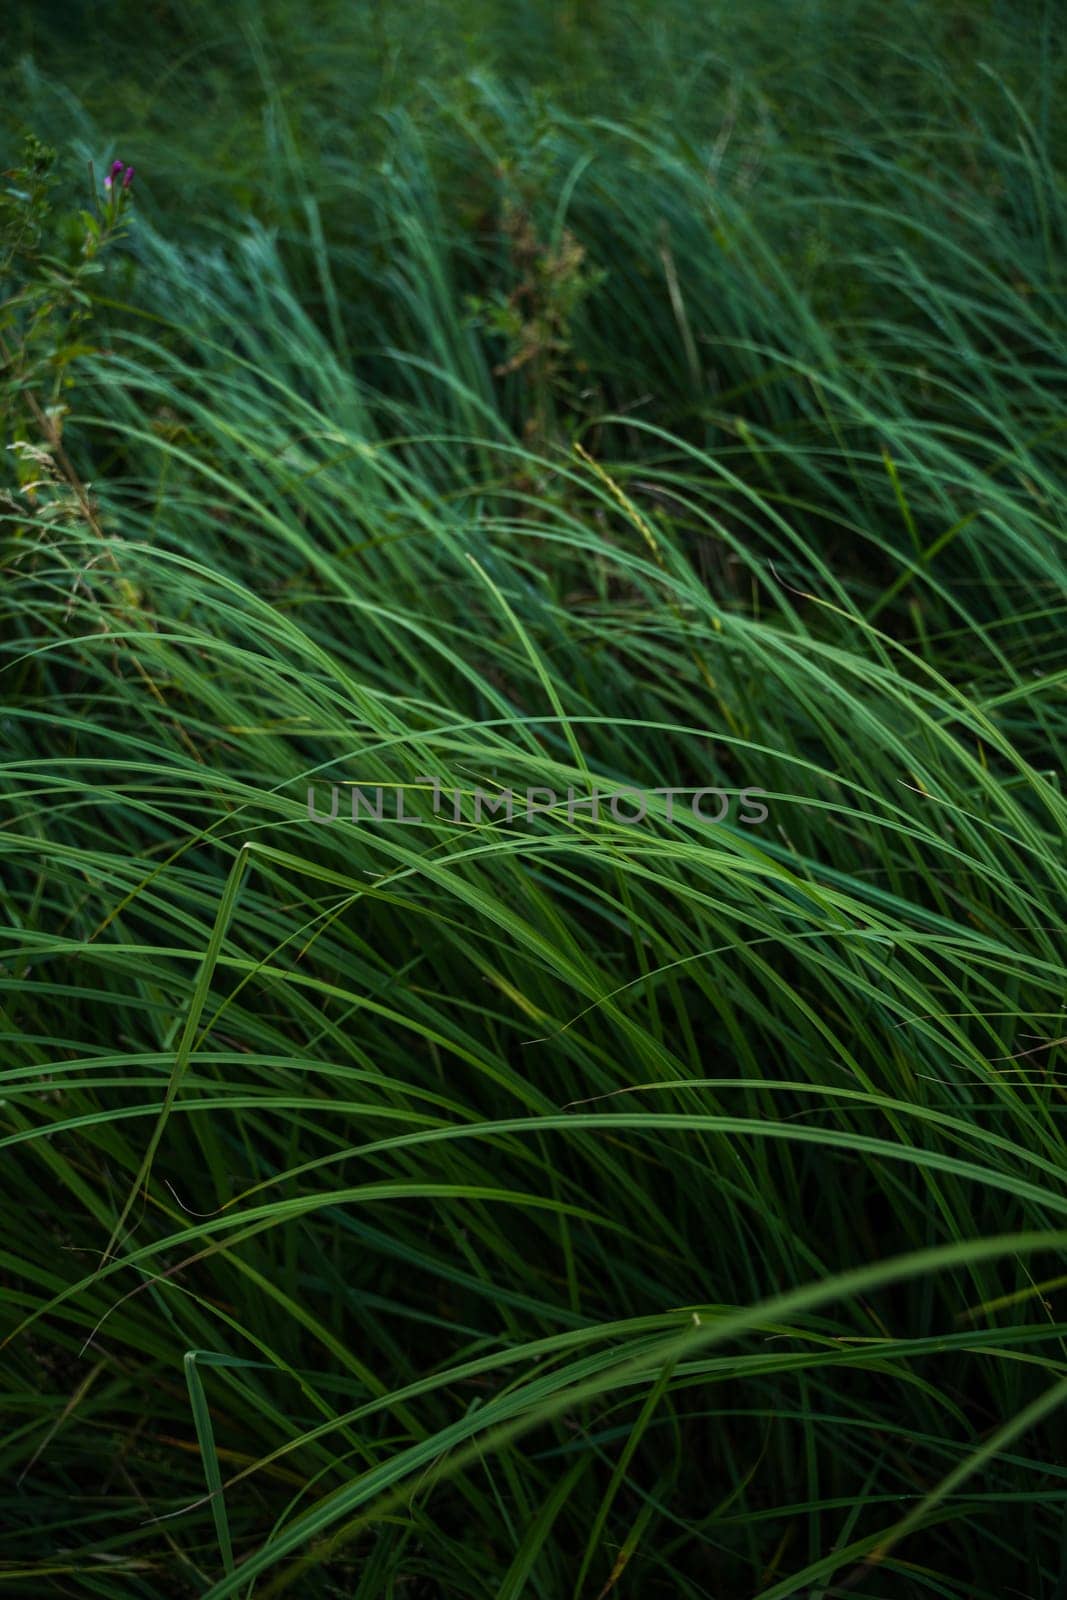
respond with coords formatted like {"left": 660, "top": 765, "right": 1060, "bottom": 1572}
{"left": 2, "top": 2, "right": 1065, "bottom": 1595}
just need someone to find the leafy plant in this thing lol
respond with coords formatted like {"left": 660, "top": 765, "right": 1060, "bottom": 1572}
{"left": 467, "top": 180, "right": 605, "bottom": 447}
{"left": 1, "top": 134, "right": 133, "bottom": 504}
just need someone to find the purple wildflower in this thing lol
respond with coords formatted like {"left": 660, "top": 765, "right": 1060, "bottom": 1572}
{"left": 104, "top": 159, "right": 129, "bottom": 193}
{"left": 122, "top": 166, "right": 134, "bottom": 189}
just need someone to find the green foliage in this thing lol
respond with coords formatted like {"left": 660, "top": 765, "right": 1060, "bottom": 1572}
{"left": 0, "top": 3, "right": 1065, "bottom": 1598}
{"left": 1, "top": 132, "right": 133, "bottom": 505}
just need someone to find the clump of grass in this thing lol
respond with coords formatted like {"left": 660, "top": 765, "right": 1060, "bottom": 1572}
{"left": 1, "top": 3, "right": 1066, "bottom": 1596}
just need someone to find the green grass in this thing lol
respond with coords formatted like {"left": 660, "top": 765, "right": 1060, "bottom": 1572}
{"left": 1, "top": 2, "right": 1066, "bottom": 1595}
